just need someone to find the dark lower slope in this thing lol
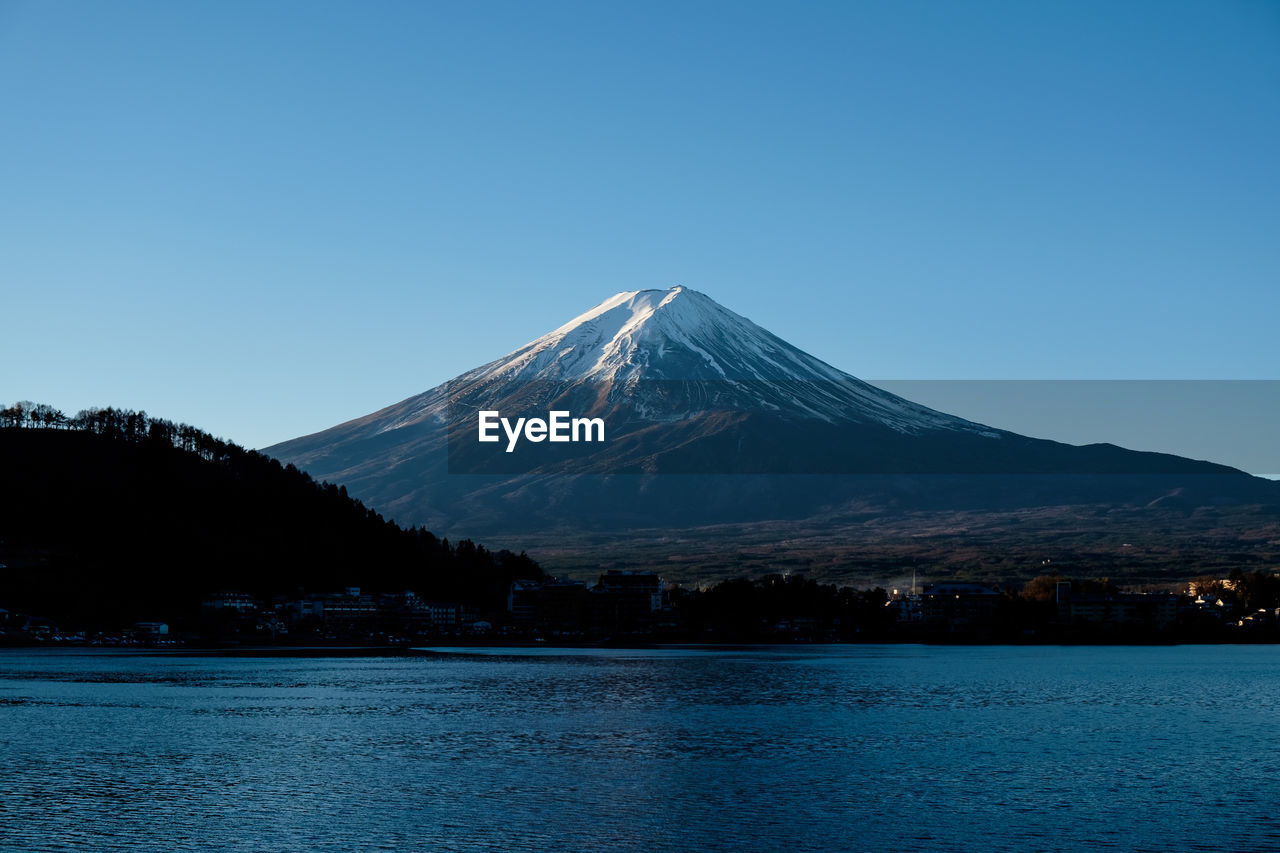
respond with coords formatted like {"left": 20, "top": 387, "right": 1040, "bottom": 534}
{"left": 517, "top": 499, "right": 1280, "bottom": 588}
{"left": 265, "top": 402, "right": 1280, "bottom": 585}
{"left": 0, "top": 425, "right": 539, "bottom": 629}
{"left": 267, "top": 403, "right": 1280, "bottom": 537}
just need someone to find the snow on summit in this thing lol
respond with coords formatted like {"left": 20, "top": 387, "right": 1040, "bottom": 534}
{"left": 487, "top": 285, "right": 840, "bottom": 384}
{"left": 390, "top": 286, "right": 996, "bottom": 435}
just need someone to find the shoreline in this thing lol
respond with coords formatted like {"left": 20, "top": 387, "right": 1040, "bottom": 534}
{"left": 5, "top": 638, "right": 1279, "bottom": 656}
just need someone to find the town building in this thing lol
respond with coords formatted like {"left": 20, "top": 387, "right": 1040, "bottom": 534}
{"left": 1056, "top": 584, "right": 1178, "bottom": 630}
{"left": 590, "top": 571, "right": 664, "bottom": 630}
{"left": 921, "top": 583, "right": 1001, "bottom": 633}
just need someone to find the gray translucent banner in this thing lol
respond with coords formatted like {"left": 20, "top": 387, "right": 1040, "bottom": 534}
{"left": 870, "top": 380, "right": 1278, "bottom": 478}
{"left": 445, "top": 379, "right": 1278, "bottom": 476}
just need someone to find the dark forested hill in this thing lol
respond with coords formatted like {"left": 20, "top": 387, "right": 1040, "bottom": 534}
{"left": 0, "top": 404, "right": 540, "bottom": 629}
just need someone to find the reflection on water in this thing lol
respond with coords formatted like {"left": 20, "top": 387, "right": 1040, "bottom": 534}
{"left": 3, "top": 646, "right": 1280, "bottom": 851}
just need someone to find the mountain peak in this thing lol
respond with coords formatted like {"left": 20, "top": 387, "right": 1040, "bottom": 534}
{"left": 425, "top": 286, "right": 985, "bottom": 433}
{"left": 546, "top": 285, "right": 714, "bottom": 344}
{"left": 493, "top": 285, "right": 822, "bottom": 386}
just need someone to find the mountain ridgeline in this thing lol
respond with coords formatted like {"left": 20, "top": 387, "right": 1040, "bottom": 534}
{"left": 265, "top": 287, "right": 1278, "bottom": 544}
{"left": 0, "top": 404, "right": 541, "bottom": 628}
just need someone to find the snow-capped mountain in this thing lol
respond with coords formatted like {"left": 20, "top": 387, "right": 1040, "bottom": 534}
{"left": 264, "top": 286, "right": 1261, "bottom": 537}
{"left": 380, "top": 285, "right": 997, "bottom": 436}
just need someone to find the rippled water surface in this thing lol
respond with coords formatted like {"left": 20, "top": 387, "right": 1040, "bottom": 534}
{"left": 3, "top": 645, "right": 1280, "bottom": 851}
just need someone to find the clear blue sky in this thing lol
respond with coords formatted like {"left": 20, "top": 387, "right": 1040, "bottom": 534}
{"left": 2, "top": 0, "right": 1277, "bottom": 451}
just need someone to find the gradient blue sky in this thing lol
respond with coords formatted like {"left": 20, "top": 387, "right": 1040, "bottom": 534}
{"left": 2, "top": 0, "right": 1277, "bottom": 452}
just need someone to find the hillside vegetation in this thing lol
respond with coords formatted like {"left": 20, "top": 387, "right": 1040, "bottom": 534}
{"left": 0, "top": 402, "right": 540, "bottom": 628}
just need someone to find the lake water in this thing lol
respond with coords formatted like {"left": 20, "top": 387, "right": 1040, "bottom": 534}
{"left": 2, "top": 645, "right": 1279, "bottom": 851}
